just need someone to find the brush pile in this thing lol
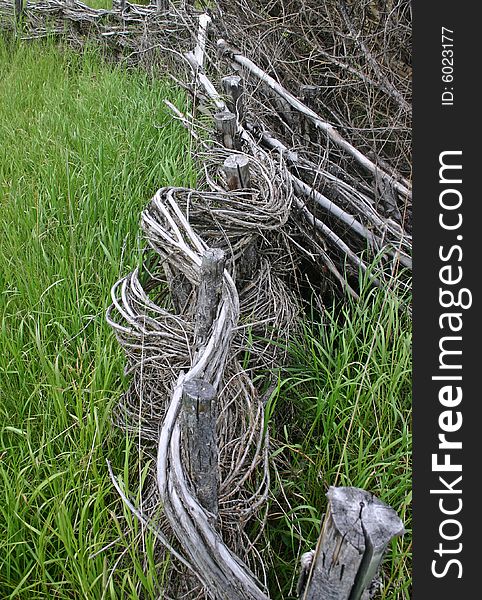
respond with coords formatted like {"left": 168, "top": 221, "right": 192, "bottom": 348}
{"left": 106, "top": 180, "right": 300, "bottom": 598}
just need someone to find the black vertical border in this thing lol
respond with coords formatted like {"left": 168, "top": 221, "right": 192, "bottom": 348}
{"left": 413, "top": 2, "right": 479, "bottom": 598}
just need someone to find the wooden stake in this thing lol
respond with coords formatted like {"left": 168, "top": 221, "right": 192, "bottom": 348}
{"left": 221, "top": 75, "right": 245, "bottom": 122}
{"left": 214, "top": 111, "right": 237, "bottom": 149}
{"left": 300, "top": 85, "right": 319, "bottom": 142}
{"left": 182, "top": 248, "right": 225, "bottom": 518}
{"left": 223, "top": 155, "right": 251, "bottom": 190}
{"left": 194, "top": 248, "right": 226, "bottom": 350}
{"left": 163, "top": 263, "right": 192, "bottom": 314}
{"left": 300, "top": 85, "right": 319, "bottom": 107}
{"left": 193, "top": 13, "right": 212, "bottom": 69}
{"left": 299, "top": 487, "right": 404, "bottom": 600}
{"left": 181, "top": 378, "right": 218, "bottom": 517}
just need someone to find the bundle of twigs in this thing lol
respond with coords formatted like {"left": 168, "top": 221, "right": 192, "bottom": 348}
{"left": 212, "top": 0, "right": 411, "bottom": 181}
{"left": 0, "top": 0, "right": 200, "bottom": 69}
{"left": 169, "top": 1, "right": 413, "bottom": 295}
{"left": 106, "top": 182, "right": 301, "bottom": 598}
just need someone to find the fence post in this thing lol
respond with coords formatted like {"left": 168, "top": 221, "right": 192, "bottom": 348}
{"left": 221, "top": 155, "right": 256, "bottom": 286}
{"left": 181, "top": 248, "right": 225, "bottom": 518}
{"left": 194, "top": 248, "right": 226, "bottom": 352}
{"left": 223, "top": 154, "right": 251, "bottom": 190}
{"left": 221, "top": 75, "right": 245, "bottom": 123}
{"left": 298, "top": 487, "right": 404, "bottom": 600}
{"left": 214, "top": 110, "right": 238, "bottom": 149}
{"left": 182, "top": 378, "right": 218, "bottom": 517}
{"left": 299, "top": 85, "right": 319, "bottom": 142}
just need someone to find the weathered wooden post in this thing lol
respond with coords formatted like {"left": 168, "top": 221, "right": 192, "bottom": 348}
{"left": 182, "top": 378, "right": 218, "bottom": 517}
{"left": 182, "top": 248, "right": 225, "bottom": 518}
{"left": 223, "top": 154, "right": 251, "bottom": 190}
{"left": 214, "top": 110, "right": 238, "bottom": 150}
{"left": 194, "top": 248, "right": 225, "bottom": 352}
{"left": 298, "top": 487, "right": 404, "bottom": 600}
{"left": 299, "top": 85, "right": 319, "bottom": 143}
{"left": 221, "top": 75, "right": 245, "bottom": 123}
{"left": 222, "top": 156, "right": 256, "bottom": 285}
{"left": 164, "top": 263, "right": 191, "bottom": 314}
{"left": 300, "top": 84, "right": 319, "bottom": 108}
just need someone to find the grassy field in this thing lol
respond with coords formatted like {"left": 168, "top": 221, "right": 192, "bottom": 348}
{"left": 0, "top": 38, "right": 195, "bottom": 599}
{"left": 264, "top": 274, "right": 412, "bottom": 598}
{"left": 0, "top": 39, "right": 411, "bottom": 599}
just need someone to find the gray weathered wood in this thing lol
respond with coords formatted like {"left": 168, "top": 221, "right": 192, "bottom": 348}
{"left": 300, "top": 85, "right": 319, "bottom": 107}
{"left": 181, "top": 249, "right": 225, "bottom": 516}
{"left": 222, "top": 155, "right": 255, "bottom": 284}
{"left": 375, "top": 171, "right": 403, "bottom": 225}
{"left": 300, "top": 85, "right": 319, "bottom": 142}
{"left": 193, "top": 12, "right": 211, "bottom": 69}
{"left": 214, "top": 110, "right": 238, "bottom": 149}
{"left": 223, "top": 154, "right": 251, "bottom": 190}
{"left": 182, "top": 378, "right": 218, "bottom": 517}
{"left": 194, "top": 248, "right": 226, "bottom": 348}
{"left": 163, "top": 263, "right": 192, "bottom": 314}
{"left": 221, "top": 75, "right": 245, "bottom": 122}
{"left": 300, "top": 487, "right": 404, "bottom": 600}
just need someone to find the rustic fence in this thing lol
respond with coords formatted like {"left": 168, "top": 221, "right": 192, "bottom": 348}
{"left": 1, "top": 2, "right": 410, "bottom": 597}
{"left": 106, "top": 175, "right": 404, "bottom": 600}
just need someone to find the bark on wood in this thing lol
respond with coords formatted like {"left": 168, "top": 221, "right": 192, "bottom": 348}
{"left": 300, "top": 85, "right": 319, "bottom": 143}
{"left": 300, "top": 487, "right": 404, "bottom": 600}
{"left": 214, "top": 110, "right": 238, "bottom": 149}
{"left": 222, "top": 75, "right": 245, "bottom": 122}
{"left": 223, "top": 154, "right": 251, "bottom": 190}
{"left": 221, "top": 155, "right": 257, "bottom": 285}
{"left": 194, "top": 248, "right": 226, "bottom": 350}
{"left": 182, "top": 378, "right": 218, "bottom": 517}
{"left": 236, "top": 237, "right": 258, "bottom": 287}
{"left": 375, "top": 171, "right": 403, "bottom": 225}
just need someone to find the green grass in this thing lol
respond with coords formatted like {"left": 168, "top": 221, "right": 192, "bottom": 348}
{"left": 0, "top": 38, "right": 194, "bottom": 599}
{"left": 0, "top": 37, "right": 411, "bottom": 600}
{"left": 263, "top": 272, "right": 412, "bottom": 599}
